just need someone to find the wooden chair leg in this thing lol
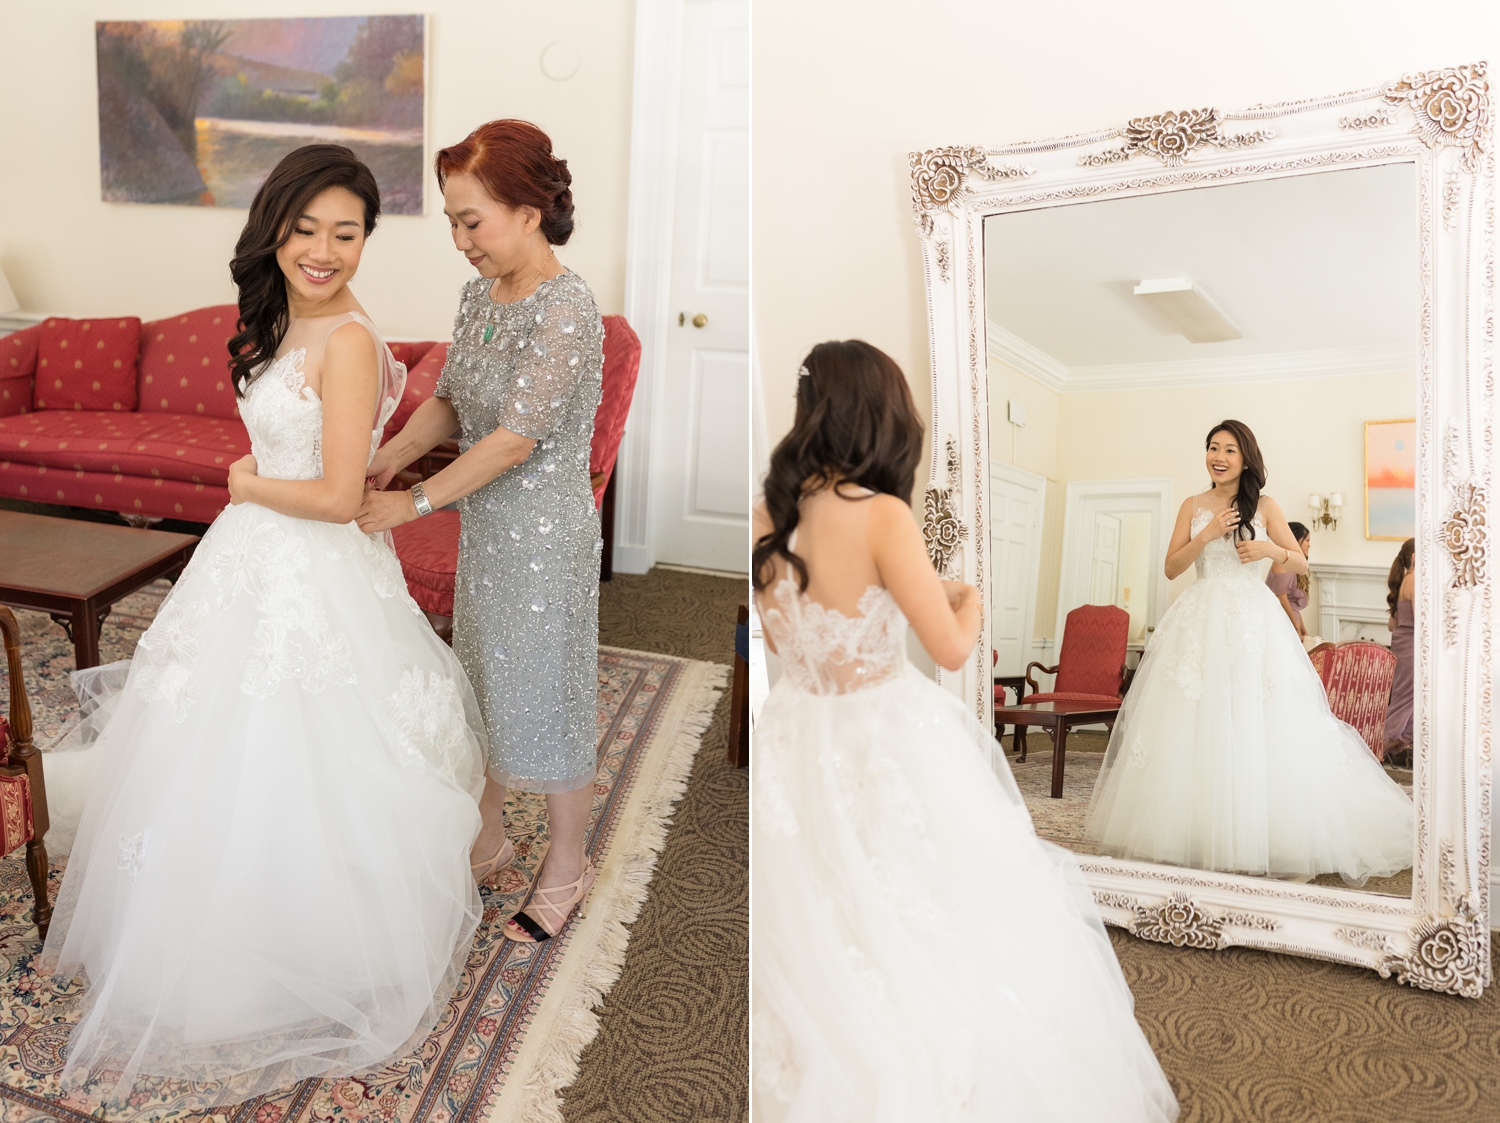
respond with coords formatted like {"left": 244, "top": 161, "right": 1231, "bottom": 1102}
{"left": 25, "top": 839, "right": 49, "bottom": 939}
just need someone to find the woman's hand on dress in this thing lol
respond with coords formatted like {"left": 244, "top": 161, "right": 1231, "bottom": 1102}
{"left": 365, "top": 444, "right": 402, "bottom": 490}
{"left": 227, "top": 454, "right": 258, "bottom": 505}
{"left": 1201, "top": 507, "right": 1239, "bottom": 541}
{"left": 1235, "top": 538, "right": 1278, "bottom": 564}
{"left": 355, "top": 486, "right": 419, "bottom": 533}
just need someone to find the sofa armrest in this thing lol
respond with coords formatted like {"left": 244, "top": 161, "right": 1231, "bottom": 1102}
{"left": 0, "top": 325, "right": 40, "bottom": 416}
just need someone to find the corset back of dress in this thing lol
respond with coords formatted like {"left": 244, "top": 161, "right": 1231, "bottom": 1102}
{"left": 759, "top": 579, "right": 909, "bottom": 695}
{"left": 240, "top": 313, "right": 407, "bottom": 482}
{"left": 1193, "top": 508, "right": 1268, "bottom": 582}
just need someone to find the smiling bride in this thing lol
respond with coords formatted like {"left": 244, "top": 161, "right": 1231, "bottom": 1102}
{"left": 39, "top": 146, "right": 490, "bottom": 1115}
{"left": 1085, "top": 420, "right": 1414, "bottom": 884}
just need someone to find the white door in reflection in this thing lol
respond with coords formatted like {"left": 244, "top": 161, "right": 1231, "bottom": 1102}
{"left": 988, "top": 461, "right": 1045, "bottom": 678}
{"left": 1088, "top": 511, "right": 1121, "bottom": 606}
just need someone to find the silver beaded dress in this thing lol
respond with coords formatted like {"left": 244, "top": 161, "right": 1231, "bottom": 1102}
{"left": 435, "top": 271, "right": 604, "bottom": 793}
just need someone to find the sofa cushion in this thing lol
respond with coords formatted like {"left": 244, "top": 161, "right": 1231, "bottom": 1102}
{"left": 386, "top": 342, "right": 449, "bottom": 438}
{"left": 0, "top": 461, "right": 227, "bottom": 523}
{"left": 0, "top": 411, "right": 248, "bottom": 486}
{"left": 138, "top": 305, "right": 241, "bottom": 420}
{"left": 391, "top": 508, "right": 459, "bottom": 617}
{"left": 34, "top": 317, "right": 141, "bottom": 412}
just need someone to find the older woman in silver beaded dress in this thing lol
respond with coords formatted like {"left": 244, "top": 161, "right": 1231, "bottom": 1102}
{"left": 360, "top": 120, "right": 603, "bottom": 944}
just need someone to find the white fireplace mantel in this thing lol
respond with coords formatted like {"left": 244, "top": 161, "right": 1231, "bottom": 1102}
{"left": 1311, "top": 562, "right": 1392, "bottom": 644}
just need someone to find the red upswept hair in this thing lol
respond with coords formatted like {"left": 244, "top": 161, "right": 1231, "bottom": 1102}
{"left": 434, "top": 119, "right": 575, "bottom": 245}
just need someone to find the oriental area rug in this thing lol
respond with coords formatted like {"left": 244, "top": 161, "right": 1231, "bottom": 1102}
{"left": 0, "top": 582, "right": 727, "bottom": 1123}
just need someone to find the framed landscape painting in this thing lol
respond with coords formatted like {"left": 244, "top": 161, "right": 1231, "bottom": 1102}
{"left": 1365, "top": 418, "right": 1416, "bottom": 540}
{"left": 95, "top": 16, "right": 425, "bottom": 213}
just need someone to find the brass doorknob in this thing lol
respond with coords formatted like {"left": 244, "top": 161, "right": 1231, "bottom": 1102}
{"left": 691, "top": 313, "right": 708, "bottom": 328}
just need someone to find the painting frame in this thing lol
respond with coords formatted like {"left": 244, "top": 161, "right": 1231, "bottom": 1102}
{"left": 1365, "top": 417, "right": 1417, "bottom": 541}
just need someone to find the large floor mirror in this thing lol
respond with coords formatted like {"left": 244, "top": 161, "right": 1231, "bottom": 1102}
{"left": 984, "top": 163, "right": 1418, "bottom": 898}
{"left": 913, "top": 64, "right": 1492, "bottom": 995}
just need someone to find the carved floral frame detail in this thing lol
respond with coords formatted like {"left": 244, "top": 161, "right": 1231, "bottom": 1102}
{"left": 913, "top": 64, "right": 1493, "bottom": 995}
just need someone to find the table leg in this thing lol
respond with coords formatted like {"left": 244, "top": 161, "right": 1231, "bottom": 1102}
{"left": 1015, "top": 724, "right": 1028, "bottom": 762}
{"left": 73, "top": 602, "right": 101, "bottom": 670}
{"left": 1050, "top": 722, "right": 1068, "bottom": 799}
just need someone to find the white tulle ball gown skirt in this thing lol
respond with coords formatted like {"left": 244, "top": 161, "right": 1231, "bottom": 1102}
{"left": 1086, "top": 565, "right": 1413, "bottom": 883}
{"left": 39, "top": 502, "right": 490, "bottom": 1116}
{"left": 752, "top": 662, "right": 1177, "bottom": 1120}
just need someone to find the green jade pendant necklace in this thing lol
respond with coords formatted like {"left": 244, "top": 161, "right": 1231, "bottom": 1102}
{"left": 482, "top": 252, "right": 555, "bottom": 345}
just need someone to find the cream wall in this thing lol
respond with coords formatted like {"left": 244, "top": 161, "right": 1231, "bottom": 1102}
{"left": 1058, "top": 369, "right": 1414, "bottom": 606}
{"left": 0, "top": 1, "right": 635, "bottom": 339}
{"left": 754, "top": 0, "right": 1498, "bottom": 469}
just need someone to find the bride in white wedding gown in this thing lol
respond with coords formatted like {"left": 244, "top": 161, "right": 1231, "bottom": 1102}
{"left": 40, "top": 148, "right": 489, "bottom": 1116}
{"left": 1086, "top": 421, "right": 1413, "bottom": 882}
{"left": 752, "top": 342, "right": 1177, "bottom": 1123}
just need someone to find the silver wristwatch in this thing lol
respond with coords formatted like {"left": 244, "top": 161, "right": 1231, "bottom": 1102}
{"left": 410, "top": 481, "right": 434, "bottom": 517}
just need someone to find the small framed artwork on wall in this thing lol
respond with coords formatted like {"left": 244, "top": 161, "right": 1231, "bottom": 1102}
{"left": 95, "top": 16, "right": 426, "bottom": 213}
{"left": 1365, "top": 418, "right": 1416, "bottom": 540}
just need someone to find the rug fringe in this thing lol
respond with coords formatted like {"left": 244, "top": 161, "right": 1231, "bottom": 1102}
{"left": 498, "top": 657, "right": 729, "bottom": 1123}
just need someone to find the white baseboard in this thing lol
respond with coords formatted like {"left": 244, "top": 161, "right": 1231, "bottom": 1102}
{"left": 610, "top": 544, "right": 653, "bottom": 576}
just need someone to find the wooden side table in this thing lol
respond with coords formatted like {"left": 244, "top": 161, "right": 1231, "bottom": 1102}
{"left": 0, "top": 511, "right": 198, "bottom": 669}
{"left": 993, "top": 698, "right": 1122, "bottom": 799}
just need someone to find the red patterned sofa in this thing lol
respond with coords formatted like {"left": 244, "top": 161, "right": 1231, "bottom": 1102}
{"left": 0, "top": 309, "right": 438, "bottom": 525}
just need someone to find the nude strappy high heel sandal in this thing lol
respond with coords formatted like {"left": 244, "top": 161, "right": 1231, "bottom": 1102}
{"left": 471, "top": 836, "right": 515, "bottom": 884}
{"left": 502, "top": 857, "right": 596, "bottom": 943}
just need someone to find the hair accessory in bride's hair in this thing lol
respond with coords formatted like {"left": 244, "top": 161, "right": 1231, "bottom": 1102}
{"left": 797, "top": 364, "right": 810, "bottom": 379}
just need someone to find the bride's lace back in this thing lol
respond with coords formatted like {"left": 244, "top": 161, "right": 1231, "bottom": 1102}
{"left": 240, "top": 312, "right": 406, "bottom": 482}
{"left": 759, "top": 579, "right": 909, "bottom": 695}
{"left": 1192, "top": 506, "right": 1268, "bottom": 581}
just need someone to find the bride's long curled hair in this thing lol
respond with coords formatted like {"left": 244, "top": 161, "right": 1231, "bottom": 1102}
{"left": 1207, "top": 419, "right": 1266, "bottom": 542}
{"left": 1387, "top": 537, "right": 1416, "bottom": 614}
{"left": 227, "top": 145, "right": 381, "bottom": 396}
{"left": 753, "top": 340, "right": 923, "bottom": 593}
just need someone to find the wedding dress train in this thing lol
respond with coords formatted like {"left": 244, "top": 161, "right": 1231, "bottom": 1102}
{"left": 40, "top": 314, "right": 490, "bottom": 1115}
{"left": 752, "top": 578, "right": 1178, "bottom": 1122}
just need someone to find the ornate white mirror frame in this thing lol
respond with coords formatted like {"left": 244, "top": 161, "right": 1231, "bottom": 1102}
{"left": 912, "top": 63, "right": 1494, "bottom": 996}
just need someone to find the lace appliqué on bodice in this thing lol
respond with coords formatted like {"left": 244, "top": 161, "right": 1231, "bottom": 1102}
{"left": 758, "top": 579, "right": 908, "bottom": 695}
{"left": 1191, "top": 507, "right": 1268, "bottom": 582}
{"left": 240, "top": 314, "right": 406, "bottom": 482}
{"left": 241, "top": 349, "right": 324, "bottom": 481}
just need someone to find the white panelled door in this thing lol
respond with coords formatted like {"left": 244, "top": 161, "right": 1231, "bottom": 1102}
{"left": 988, "top": 461, "right": 1046, "bottom": 677}
{"left": 652, "top": 0, "right": 750, "bottom": 571}
{"left": 1088, "top": 511, "right": 1122, "bottom": 605}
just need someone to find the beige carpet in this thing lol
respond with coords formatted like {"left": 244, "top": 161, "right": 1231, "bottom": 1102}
{"left": 564, "top": 568, "right": 748, "bottom": 1123}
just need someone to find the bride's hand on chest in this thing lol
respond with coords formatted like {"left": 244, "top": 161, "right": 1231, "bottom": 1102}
{"left": 1235, "top": 537, "right": 1276, "bottom": 564}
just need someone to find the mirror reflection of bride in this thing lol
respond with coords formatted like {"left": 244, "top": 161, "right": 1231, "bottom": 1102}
{"left": 1085, "top": 420, "right": 1413, "bottom": 883}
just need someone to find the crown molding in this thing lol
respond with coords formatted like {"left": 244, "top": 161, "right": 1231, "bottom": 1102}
{"left": 987, "top": 319, "right": 1414, "bottom": 393}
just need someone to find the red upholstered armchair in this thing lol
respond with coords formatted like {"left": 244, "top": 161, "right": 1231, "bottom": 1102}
{"left": 392, "top": 314, "right": 643, "bottom": 638}
{"left": 0, "top": 607, "right": 51, "bottom": 937}
{"left": 1023, "top": 604, "right": 1131, "bottom": 705}
{"left": 1307, "top": 641, "right": 1397, "bottom": 760}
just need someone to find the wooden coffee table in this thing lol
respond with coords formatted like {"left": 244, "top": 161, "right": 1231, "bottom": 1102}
{"left": 0, "top": 511, "right": 198, "bottom": 669}
{"left": 994, "top": 698, "right": 1121, "bottom": 799}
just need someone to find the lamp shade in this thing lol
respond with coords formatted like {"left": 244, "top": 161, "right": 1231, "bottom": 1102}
{"left": 1308, "top": 493, "right": 1322, "bottom": 510}
{"left": 0, "top": 266, "right": 17, "bottom": 316}
{"left": 1329, "top": 492, "right": 1344, "bottom": 509}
